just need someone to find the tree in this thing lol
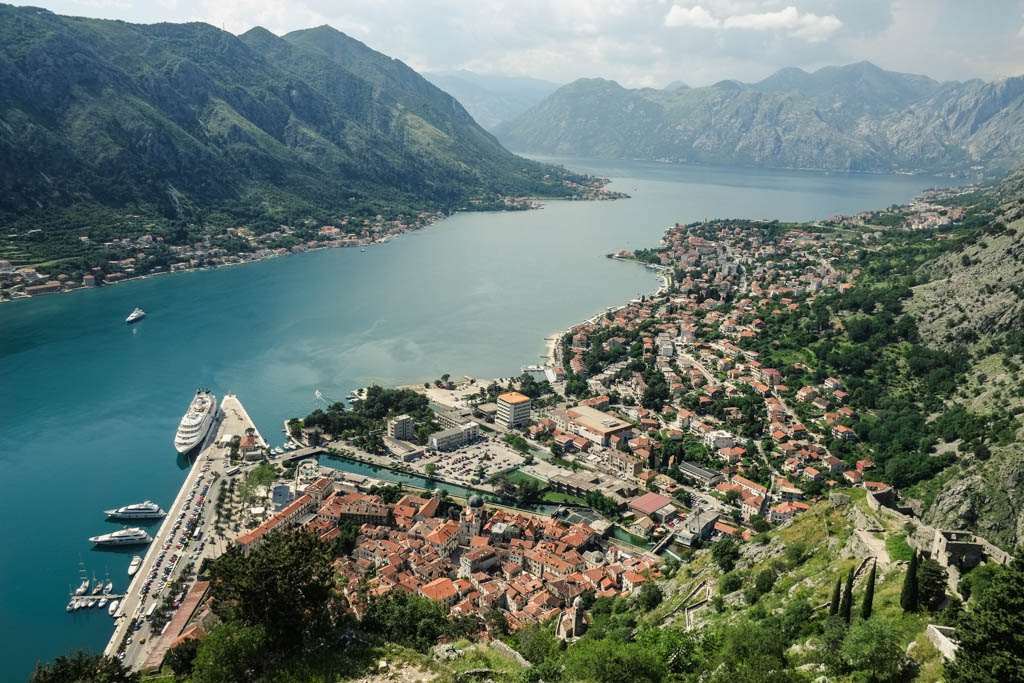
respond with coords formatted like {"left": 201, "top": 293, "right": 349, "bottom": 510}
{"left": 842, "top": 619, "right": 905, "bottom": 682}
{"left": 485, "top": 608, "right": 509, "bottom": 636}
{"left": 946, "top": 558, "right": 1024, "bottom": 683}
{"left": 562, "top": 637, "right": 664, "bottom": 683}
{"left": 861, "top": 560, "right": 877, "bottom": 620}
{"left": 839, "top": 568, "right": 855, "bottom": 623}
{"left": 636, "top": 581, "right": 663, "bottom": 611}
{"left": 190, "top": 622, "right": 268, "bottom": 683}
{"left": 712, "top": 537, "right": 741, "bottom": 572}
{"left": 918, "top": 558, "right": 949, "bottom": 611}
{"left": 31, "top": 651, "right": 139, "bottom": 683}
{"left": 166, "top": 637, "right": 201, "bottom": 677}
{"left": 901, "top": 550, "right": 920, "bottom": 612}
{"left": 208, "top": 530, "right": 336, "bottom": 655}
{"left": 425, "top": 463, "right": 437, "bottom": 476}
{"left": 362, "top": 591, "right": 446, "bottom": 651}
{"left": 550, "top": 441, "right": 563, "bottom": 457}
{"left": 829, "top": 577, "right": 842, "bottom": 616}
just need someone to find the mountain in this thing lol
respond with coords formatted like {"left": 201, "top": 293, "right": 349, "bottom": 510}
{"left": 0, "top": 6, "right": 588, "bottom": 242}
{"left": 901, "top": 170, "right": 1024, "bottom": 547}
{"left": 422, "top": 70, "right": 560, "bottom": 129}
{"left": 663, "top": 80, "right": 689, "bottom": 91}
{"left": 494, "top": 61, "right": 1024, "bottom": 176}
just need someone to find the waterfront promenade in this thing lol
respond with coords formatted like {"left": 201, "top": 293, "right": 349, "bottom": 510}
{"left": 104, "top": 394, "right": 260, "bottom": 669}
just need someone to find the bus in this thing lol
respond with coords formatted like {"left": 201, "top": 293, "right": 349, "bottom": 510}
{"left": 145, "top": 603, "right": 157, "bottom": 620}
{"left": 225, "top": 466, "right": 241, "bottom": 476}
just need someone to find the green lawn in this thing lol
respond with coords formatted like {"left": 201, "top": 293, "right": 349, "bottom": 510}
{"left": 504, "top": 469, "right": 544, "bottom": 487}
{"left": 541, "top": 490, "right": 586, "bottom": 504}
{"left": 885, "top": 533, "right": 913, "bottom": 562}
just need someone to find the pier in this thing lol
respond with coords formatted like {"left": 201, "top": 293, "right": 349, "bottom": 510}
{"left": 103, "top": 394, "right": 261, "bottom": 669}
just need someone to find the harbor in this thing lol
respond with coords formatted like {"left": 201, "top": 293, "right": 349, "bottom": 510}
{"left": 102, "top": 394, "right": 263, "bottom": 667}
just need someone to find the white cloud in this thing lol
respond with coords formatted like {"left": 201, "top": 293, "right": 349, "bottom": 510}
{"left": 724, "top": 6, "right": 841, "bottom": 42}
{"left": 665, "top": 3, "right": 842, "bottom": 43}
{"left": 664, "top": 5, "right": 721, "bottom": 29}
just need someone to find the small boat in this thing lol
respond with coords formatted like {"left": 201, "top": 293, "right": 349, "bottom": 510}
{"left": 108, "top": 600, "right": 120, "bottom": 616}
{"left": 128, "top": 556, "right": 142, "bottom": 577}
{"left": 86, "top": 598, "right": 97, "bottom": 608}
{"left": 98, "top": 597, "right": 108, "bottom": 608}
{"left": 91, "top": 578, "right": 103, "bottom": 595}
{"left": 104, "top": 578, "right": 113, "bottom": 594}
{"left": 125, "top": 307, "right": 146, "bottom": 324}
{"left": 75, "top": 563, "right": 90, "bottom": 595}
{"left": 66, "top": 600, "right": 75, "bottom": 612}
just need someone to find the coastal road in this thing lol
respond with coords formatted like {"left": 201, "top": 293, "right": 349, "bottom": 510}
{"left": 106, "top": 395, "right": 260, "bottom": 668}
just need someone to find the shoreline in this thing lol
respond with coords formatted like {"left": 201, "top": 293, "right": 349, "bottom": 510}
{"left": 1, "top": 183, "right": 626, "bottom": 308}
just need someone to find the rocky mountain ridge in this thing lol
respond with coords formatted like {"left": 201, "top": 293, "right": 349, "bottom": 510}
{"left": 495, "top": 61, "right": 1024, "bottom": 177}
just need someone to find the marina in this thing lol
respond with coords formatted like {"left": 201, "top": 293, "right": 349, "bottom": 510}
{"left": 103, "top": 394, "right": 262, "bottom": 667}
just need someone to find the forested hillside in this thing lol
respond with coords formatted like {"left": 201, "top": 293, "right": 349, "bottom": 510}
{"left": 0, "top": 5, "right": 590, "bottom": 256}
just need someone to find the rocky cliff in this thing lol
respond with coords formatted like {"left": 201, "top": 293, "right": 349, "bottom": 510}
{"left": 495, "top": 62, "right": 1024, "bottom": 177}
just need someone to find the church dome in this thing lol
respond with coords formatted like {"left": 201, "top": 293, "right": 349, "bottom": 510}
{"left": 468, "top": 494, "right": 484, "bottom": 508}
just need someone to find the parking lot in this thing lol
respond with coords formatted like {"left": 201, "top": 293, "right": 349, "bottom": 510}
{"left": 412, "top": 435, "right": 526, "bottom": 486}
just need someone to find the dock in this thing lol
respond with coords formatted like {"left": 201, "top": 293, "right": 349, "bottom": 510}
{"left": 103, "top": 394, "right": 261, "bottom": 669}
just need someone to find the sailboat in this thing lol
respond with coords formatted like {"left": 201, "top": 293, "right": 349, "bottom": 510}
{"left": 75, "top": 563, "right": 89, "bottom": 596}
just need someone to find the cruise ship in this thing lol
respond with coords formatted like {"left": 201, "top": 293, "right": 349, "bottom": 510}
{"left": 173, "top": 389, "right": 217, "bottom": 455}
{"left": 88, "top": 527, "right": 152, "bottom": 546}
{"left": 125, "top": 307, "right": 146, "bottom": 324}
{"left": 104, "top": 500, "right": 166, "bottom": 520}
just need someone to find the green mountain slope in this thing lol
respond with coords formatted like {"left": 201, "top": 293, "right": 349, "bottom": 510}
{"left": 0, "top": 6, "right": 586, "bottom": 237}
{"left": 495, "top": 62, "right": 1024, "bottom": 176}
{"left": 903, "top": 169, "right": 1024, "bottom": 548}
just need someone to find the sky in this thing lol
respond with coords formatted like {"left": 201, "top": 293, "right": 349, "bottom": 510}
{"left": 21, "top": 0, "right": 1024, "bottom": 87}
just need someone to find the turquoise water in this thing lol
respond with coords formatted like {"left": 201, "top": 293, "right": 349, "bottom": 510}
{"left": 315, "top": 454, "right": 559, "bottom": 514}
{"left": 0, "top": 158, "right": 945, "bottom": 679}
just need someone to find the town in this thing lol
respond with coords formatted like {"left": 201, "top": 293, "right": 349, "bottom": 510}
{"left": 79, "top": 185, "right": 1018, "bottom": 682}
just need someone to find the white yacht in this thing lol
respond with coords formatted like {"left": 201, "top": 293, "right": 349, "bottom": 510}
{"left": 108, "top": 600, "right": 120, "bottom": 617}
{"left": 125, "top": 308, "right": 146, "bottom": 324}
{"left": 105, "top": 500, "right": 166, "bottom": 519}
{"left": 173, "top": 389, "right": 217, "bottom": 455}
{"left": 127, "top": 555, "right": 142, "bottom": 577}
{"left": 89, "top": 527, "right": 153, "bottom": 546}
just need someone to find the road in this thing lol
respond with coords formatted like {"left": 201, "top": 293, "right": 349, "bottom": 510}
{"left": 105, "top": 395, "right": 259, "bottom": 669}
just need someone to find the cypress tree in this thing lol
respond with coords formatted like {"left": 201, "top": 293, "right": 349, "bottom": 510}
{"left": 861, "top": 560, "right": 877, "bottom": 620}
{"left": 829, "top": 577, "right": 842, "bottom": 615}
{"left": 901, "top": 550, "right": 920, "bottom": 612}
{"left": 839, "top": 568, "right": 854, "bottom": 623}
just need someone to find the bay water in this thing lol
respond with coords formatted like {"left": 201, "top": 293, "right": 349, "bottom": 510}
{"left": 0, "top": 157, "right": 945, "bottom": 679}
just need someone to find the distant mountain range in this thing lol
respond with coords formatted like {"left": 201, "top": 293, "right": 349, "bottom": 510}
{"left": 422, "top": 71, "right": 560, "bottom": 129}
{"left": 494, "top": 61, "right": 1024, "bottom": 176}
{"left": 0, "top": 5, "right": 587, "bottom": 234}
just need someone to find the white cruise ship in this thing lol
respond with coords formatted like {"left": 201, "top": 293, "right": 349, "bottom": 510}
{"left": 125, "top": 307, "right": 146, "bottom": 324}
{"left": 174, "top": 389, "right": 217, "bottom": 455}
{"left": 89, "top": 527, "right": 152, "bottom": 546}
{"left": 104, "top": 500, "right": 166, "bottom": 519}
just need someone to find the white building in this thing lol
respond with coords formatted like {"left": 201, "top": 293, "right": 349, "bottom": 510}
{"left": 387, "top": 414, "right": 414, "bottom": 440}
{"left": 497, "top": 392, "right": 532, "bottom": 429}
{"left": 429, "top": 422, "right": 480, "bottom": 451}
